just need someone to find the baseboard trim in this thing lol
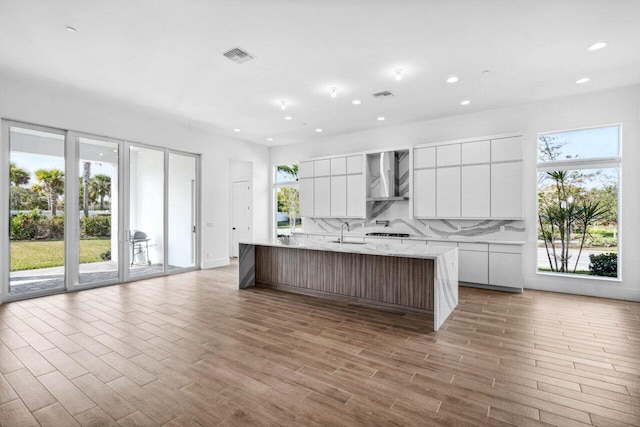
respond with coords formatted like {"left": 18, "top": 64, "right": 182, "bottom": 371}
{"left": 460, "top": 281, "right": 523, "bottom": 293}
{"left": 202, "top": 258, "right": 230, "bottom": 269}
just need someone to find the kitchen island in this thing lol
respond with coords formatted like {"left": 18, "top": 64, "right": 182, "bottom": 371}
{"left": 239, "top": 239, "right": 458, "bottom": 331}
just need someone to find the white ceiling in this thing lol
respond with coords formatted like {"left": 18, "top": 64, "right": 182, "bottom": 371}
{"left": 1, "top": 0, "right": 639, "bottom": 146}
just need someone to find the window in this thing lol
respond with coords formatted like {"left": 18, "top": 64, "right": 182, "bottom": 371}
{"left": 537, "top": 125, "right": 620, "bottom": 278}
{"left": 274, "top": 164, "right": 301, "bottom": 236}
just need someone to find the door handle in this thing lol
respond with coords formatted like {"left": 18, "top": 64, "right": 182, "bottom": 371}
{"left": 232, "top": 227, "right": 236, "bottom": 230}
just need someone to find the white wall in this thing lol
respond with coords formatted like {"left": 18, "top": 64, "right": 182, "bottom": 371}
{"left": 271, "top": 85, "right": 640, "bottom": 301}
{"left": 0, "top": 71, "right": 270, "bottom": 273}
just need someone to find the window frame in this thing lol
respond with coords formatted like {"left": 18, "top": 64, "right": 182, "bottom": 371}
{"left": 273, "top": 164, "right": 300, "bottom": 238}
{"left": 535, "top": 124, "right": 622, "bottom": 281}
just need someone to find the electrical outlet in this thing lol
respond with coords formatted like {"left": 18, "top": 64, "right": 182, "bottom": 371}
{"left": 500, "top": 226, "right": 505, "bottom": 232}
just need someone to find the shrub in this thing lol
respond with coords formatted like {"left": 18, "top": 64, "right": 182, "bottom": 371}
{"left": 46, "top": 215, "right": 65, "bottom": 239}
{"left": 589, "top": 252, "right": 617, "bottom": 277}
{"left": 82, "top": 215, "right": 111, "bottom": 237}
{"left": 100, "top": 248, "right": 111, "bottom": 261}
{"left": 10, "top": 210, "right": 46, "bottom": 240}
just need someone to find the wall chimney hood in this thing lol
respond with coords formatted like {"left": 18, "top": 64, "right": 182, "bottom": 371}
{"left": 366, "top": 150, "right": 409, "bottom": 202}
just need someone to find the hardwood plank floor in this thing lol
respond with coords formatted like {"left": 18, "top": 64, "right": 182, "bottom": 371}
{"left": 0, "top": 261, "right": 638, "bottom": 426}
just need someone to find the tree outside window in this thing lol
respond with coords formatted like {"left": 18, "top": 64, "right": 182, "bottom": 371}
{"left": 275, "top": 164, "right": 301, "bottom": 235}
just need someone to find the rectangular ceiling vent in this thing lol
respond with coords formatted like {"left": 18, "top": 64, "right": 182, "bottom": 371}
{"left": 372, "top": 90, "right": 394, "bottom": 99}
{"left": 222, "top": 47, "right": 256, "bottom": 64}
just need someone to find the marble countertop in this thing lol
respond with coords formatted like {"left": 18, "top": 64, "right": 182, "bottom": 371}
{"left": 241, "top": 238, "right": 456, "bottom": 260}
{"left": 292, "top": 232, "right": 525, "bottom": 246}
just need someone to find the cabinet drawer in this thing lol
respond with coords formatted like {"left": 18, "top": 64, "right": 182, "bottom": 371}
{"left": 458, "top": 242, "right": 488, "bottom": 251}
{"left": 489, "top": 244, "right": 523, "bottom": 254}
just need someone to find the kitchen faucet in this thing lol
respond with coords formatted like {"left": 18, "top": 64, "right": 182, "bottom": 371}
{"left": 340, "top": 221, "right": 350, "bottom": 243}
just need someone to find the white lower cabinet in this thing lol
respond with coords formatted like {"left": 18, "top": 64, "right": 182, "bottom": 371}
{"left": 314, "top": 177, "right": 331, "bottom": 217}
{"left": 299, "top": 178, "right": 314, "bottom": 217}
{"left": 488, "top": 244, "right": 523, "bottom": 289}
{"left": 458, "top": 243, "right": 489, "bottom": 284}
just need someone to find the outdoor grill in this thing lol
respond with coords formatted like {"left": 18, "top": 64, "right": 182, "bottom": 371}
{"left": 130, "top": 230, "right": 152, "bottom": 266}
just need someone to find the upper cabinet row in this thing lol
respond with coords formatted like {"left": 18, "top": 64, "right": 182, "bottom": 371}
{"left": 299, "top": 155, "right": 365, "bottom": 218}
{"left": 296, "top": 134, "right": 523, "bottom": 220}
{"left": 413, "top": 136, "right": 523, "bottom": 219}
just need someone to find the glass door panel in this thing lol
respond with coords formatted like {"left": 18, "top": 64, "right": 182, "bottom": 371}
{"left": 9, "top": 126, "right": 66, "bottom": 296}
{"left": 78, "top": 137, "right": 120, "bottom": 285}
{"left": 128, "top": 146, "right": 164, "bottom": 277}
{"left": 168, "top": 153, "right": 197, "bottom": 270}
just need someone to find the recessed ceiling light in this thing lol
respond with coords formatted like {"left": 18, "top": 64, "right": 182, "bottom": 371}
{"left": 394, "top": 69, "right": 403, "bottom": 81}
{"left": 352, "top": 99, "right": 362, "bottom": 105}
{"left": 446, "top": 76, "right": 459, "bottom": 83}
{"left": 330, "top": 87, "right": 338, "bottom": 98}
{"left": 587, "top": 42, "right": 607, "bottom": 51}
{"left": 377, "top": 116, "right": 385, "bottom": 121}
{"left": 460, "top": 100, "right": 471, "bottom": 105}
{"left": 280, "top": 100, "right": 287, "bottom": 111}
{"left": 576, "top": 78, "right": 590, "bottom": 84}
{"left": 284, "top": 116, "right": 293, "bottom": 120}
{"left": 267, "top": 138, "right": 273, "bottom": 142}
{"left": 315, "top": 128, "right": 323, "bottom": 133}
{"left": 113, "top": 149, "right": 117, "bottom": 152}
{"left": 99, "top": 153, "right": 103, "bottom": 156}
{"left": 233, "top": 128, "right": 241, "bottom": 132}
{"left": 65, "top": 26, "right": 77, "bottom": 33}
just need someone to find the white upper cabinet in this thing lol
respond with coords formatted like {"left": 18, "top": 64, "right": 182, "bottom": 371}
{"left": 346, "top": 174, "right": 365, "bottom": 217}
{"left": 436, "top": 166, "right": 461, "bottom": 217}
{"left": 461, "top": 140, "right": 490, "bottom": 165}
{"left": 314, "top": 176, "right": 331, "bottom": 217}
{"left": 298, "top": 161, "right": 314, "bottom": 179}
{"left": 346, "top": 155, "right": 363, "bottom": 174}
{"left": 414, "top": 147, "right": 436, "bottom": 169}
{"left": 330, "top": 175, "right": 347, "bottom": 217}
{"left": 436, "top": 144, "right": 461, "bottom": 167}
{"left": 314, "top": 159, "right": 331, "bottom": 177}
{"left": 299, "top": 178, "right": 314, "bottom": 217}
{"left": 491, "top": 137, "right": 523, "bottom": 162}
{"left": 413, "top": 169, "right": 436, "bottom": 217}
{"left": 461, "top": 164, "right": 490, "bottom": 218}
{"left": 491, "top": 161, "right": 523, "bottom": 218}
{"left": 330, "top": 157, "right": 347, "bottom": 175}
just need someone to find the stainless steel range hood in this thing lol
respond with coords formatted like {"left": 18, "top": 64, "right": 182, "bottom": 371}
{"left": 366, "top": 150, "right": 409, "bottom": 202}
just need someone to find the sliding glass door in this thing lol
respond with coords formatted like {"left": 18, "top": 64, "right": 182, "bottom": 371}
{"left": 8, "top": 124, "right": 66, "bottom": 297}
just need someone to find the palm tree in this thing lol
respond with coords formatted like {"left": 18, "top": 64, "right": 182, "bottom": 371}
{"left": 9, "top": 162, "right": 30, "bottom": 186}
{"left": 35, "top": 169, "right": 65, "bottom": 216}
{"left": 90, "top": 174, "right": 111, "bottom": 211}
{"left": 277, "top": 164, "right": 298, "bottom": 181}
{"left": 82, "top": 162, "right": 91, "bottom": 217}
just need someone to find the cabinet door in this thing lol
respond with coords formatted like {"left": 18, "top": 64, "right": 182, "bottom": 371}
{"left": 459, "top": 250, "right": 489, "bottom": 284}
{"left": 461, "top": 164, "right": 490, "bottom": 218}
{"left": 346, "top": 155, "right": 363, "bottom": 174}
{"left": 436, "top": 144, "right": 461, "bottom": 167}
{"left": 461, "top": 140, "right": 490, "bottom": 164}
{"left": 436, "top": 167, "right": 460, "bottom": 217}
{"left": 491, "top": 162, "right": 523, "bottom": 218}
{"left": 413, "top": 169, "right": 436, "bottom": 217}
{"left": 299, "top": 178, "right": 314, "bottom": 217}
{"left": 314, "top": 177, "right": 331, "bottom": 217}
{"left": 489, "top": 252, "right": 523, "bottom": 288}
{"left": 491, "top": 136, "right": 523, "bottom": 162}
{"left": 330, "top": 175, "right": 347, "bottom": 217}
{"left": 314, "top": 159, "right": 331, "bottom": 177}
{"left": 330, "top": 157, "right": 347, "bottom": 175}
{"left": 298, "top": 161, "right": 314, "bottom": 179}
{"left": 414, "top": 147, "right": 436, "bottom": 169}
{"left": 346, "top": 174, "right": 365, "bottom": 217}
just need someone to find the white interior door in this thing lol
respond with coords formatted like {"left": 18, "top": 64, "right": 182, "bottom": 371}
{"left": 231, "top": 181, "right": 251, "bottom": 257}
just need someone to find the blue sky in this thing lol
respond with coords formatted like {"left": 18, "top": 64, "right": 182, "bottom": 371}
{"left": 538, "top": 125, "right": 619, "bottom": 160}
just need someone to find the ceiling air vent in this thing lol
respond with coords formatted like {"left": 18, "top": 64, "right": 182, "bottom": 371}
{"left": 372, "top": 90, "right": 394, "bottom": 99}
{"left": 222, "top": 47, "right": 256, "bottom": 64}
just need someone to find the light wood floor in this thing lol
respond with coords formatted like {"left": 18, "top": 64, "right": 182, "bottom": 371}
{"left": 0, "top": 262, "right": 639, "bottom": 426}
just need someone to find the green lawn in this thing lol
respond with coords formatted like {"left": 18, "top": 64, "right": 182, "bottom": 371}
{"left": 11, "top": 238, "right": 111, "bottom": 271}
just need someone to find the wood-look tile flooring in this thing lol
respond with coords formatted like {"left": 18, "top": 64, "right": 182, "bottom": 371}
{"left": 1, "top": 262, "right": 639, "bottom": 426}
